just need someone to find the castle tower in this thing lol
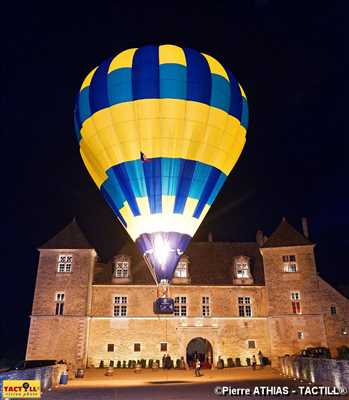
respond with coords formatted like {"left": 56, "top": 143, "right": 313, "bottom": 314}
{"left": 26, "top": 220, "right": 96, "bottom": 368}
{"left": 260, "top": 219, "right": 327, "bottom": 364}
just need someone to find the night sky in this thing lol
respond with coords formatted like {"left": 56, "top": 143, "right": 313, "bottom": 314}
{"left": 2, "top": 1, "right": 348, "bottom": 362}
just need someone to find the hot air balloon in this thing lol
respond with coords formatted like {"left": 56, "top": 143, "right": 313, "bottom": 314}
{"left": 74, "top": 44, "right": 248, "bottom": 313}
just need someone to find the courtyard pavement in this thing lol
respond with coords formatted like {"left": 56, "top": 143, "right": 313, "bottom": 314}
{"left": 42, "top": 366, "right": 349, "bottom": 399}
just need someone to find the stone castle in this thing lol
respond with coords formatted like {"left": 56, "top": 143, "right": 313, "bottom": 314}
{"left": 26, "top": 218, "right": 349, "bottom": 368}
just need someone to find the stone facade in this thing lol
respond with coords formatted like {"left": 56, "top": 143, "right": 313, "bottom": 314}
{"left": 26, "top": 220, "right": 349, "bottom": 368}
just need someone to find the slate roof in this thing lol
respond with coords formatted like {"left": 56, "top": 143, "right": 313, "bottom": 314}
{"left": 262, "top": 219, "right": 312, "bottom": 248}
{"left": 40, "top": 220, "right": 93, "bottom": 249}
{"left": 93, "top": 241, "right": 265, "bottom": 286}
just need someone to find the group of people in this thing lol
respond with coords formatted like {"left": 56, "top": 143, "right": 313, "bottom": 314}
{"left": 251, "top": 350, "right": 265, "bottom": 370}
{"left": 161, "top": 350, "right": 265, "bottom": 376}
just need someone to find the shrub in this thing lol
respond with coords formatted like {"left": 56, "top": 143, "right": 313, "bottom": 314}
{"left": 148, "top": 359, "right": 153, "bottom": 368}
{"left": 227, "top": 358, "right": 234, "bottom": 368}
{"left": 176, "top": 359, "right": 181, "bottom": 369}
{"left": 235, "top": 357, "right": 241, "bottom": 367}
{"left": 99, "top": 360, "right": 104, "bottom": 368}
{"left": 246, "top": 357, "right": 251, "bottom": 366}
{"left": 117, "top": 361, "right": 121, "bottom": 368}
{"left": 122, "top": 361, "right": 126, "bottom": 368}
{"left": 141, "top": 359, "right": 146, "bottom": 368}
{"left": 128, "top": 360, "right": 132, "bottom": 369}
{"left": 109, "top": 360, "right": 114, "bottom": 367}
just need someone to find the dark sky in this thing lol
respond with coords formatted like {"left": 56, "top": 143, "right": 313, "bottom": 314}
{"left": 2, "top": 1, "right": 348, "bottom": 361}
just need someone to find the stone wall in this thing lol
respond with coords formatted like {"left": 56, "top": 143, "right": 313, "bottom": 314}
{"left": 280, "top": 356, "right": 349, "bottom": 390}
{"left": 319, "top": 279, "right": 349, "bottom": 357}
{"left": 87, "top": 317, "right": 270, "bottom": 367}
{"left": 91, "top": 285, "right": 268, "bottom": 318}
{"left": 261, "top": 245, "right": 328, "bottom": 364}
{"left": 26, "top": 249, "right": 95, "bottom": 368}
{"left": 26, "top": 317, "right": 87, "bottom": 369}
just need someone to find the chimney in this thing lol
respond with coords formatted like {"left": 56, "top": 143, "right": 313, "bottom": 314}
{"left": 256, "top": 230, "right": 264, "bottom": 246}
{"left": 208, "top": 232, "right": 213, "bottom": 242}
{"left": 301, "top": 217, "right": 309, "bottom": 238}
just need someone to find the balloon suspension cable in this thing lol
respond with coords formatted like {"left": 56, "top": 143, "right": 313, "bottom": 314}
{"left": 143, "top": 253, "right": 159, "bottom": 286}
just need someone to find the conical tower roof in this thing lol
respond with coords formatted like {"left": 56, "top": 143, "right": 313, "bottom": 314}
{"left": 40, "top": 219, "right": 93, "bottom": 249}
{"left": 262, "top": 218, "right": 312, "bottom": 248}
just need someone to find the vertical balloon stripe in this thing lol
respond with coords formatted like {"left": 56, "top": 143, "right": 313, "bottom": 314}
{"left": 188, "top": 162, "right": 212, "bottom": 199}
{"left": 184, "top": 48, "right": 211, "bottom": 105}
{"left": 143, "top": 158, "right": 162, "bottom": 213}
{"left": 78, "top": 87, "right": 91, "bottom": 124}
{"left": 173, "top": 159, "right": 196, "bottom": 214}
{"left": 159, "top": 64, "right": 187, "bottom": 99}
{"left": 89, "top": 57, "right": 113, "bottom": 114}
{"left": 241, "top": 97, "right": 249, "bottom": 129}
{"left": 161, "top": 158, "right": 181, "bottom": 196}
{"left": 100, "top": 186, "right": 127, "bottom": 227}
{"left": 107, "top": 68, "right": 133, "bottom": 105}
{"left": 103, "top": 169, "right": 127, "bottom": 209}
{"left": 207, "top": 173, "right": 226, "bottom": 205}
{"left": 193, "top": 168, "right": 221, "bottom": 218}
{"left": 112, "top": 165, "right": 141, "bottom": 216}
{"left": 132, "top": 45, "right": 160, "bottom": 100}
{"left": 210, "top": 74, "right": 231, "bottom": 112}
{"left": 225, "top": 67, "right": 243, "bottom": 120}
{"left": 124, "top": 160, "right": 147, "bottom": 198}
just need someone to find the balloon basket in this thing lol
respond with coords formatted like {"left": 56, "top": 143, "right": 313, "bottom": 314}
{"left": 153, "top": 297, "right": 174, "bottom": 314}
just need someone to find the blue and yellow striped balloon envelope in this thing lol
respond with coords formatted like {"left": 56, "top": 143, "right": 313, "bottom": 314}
{"left": 74, "top": 44, "right": 248, "bottom": 283}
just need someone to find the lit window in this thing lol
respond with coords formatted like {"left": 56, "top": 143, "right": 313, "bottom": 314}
{"left": 238, "top": 297, "right": 252, "bottom": 317}
{"left": 114, "top": 261, "right": 129, "bottom": 278}
{"left": 55, "top": 292, "right": 65, "bottom": 316}
{"left": 330, "top": 305, "right": 336, "bottom": 315}
{"left": 297, "top": 331, "right": 304, "bottom": 340}
{"left": 247, "top": 340, "right": 256, "bottom": 349}
{"left": 134, "top": 343, "right": 141, "bottom": 352}
{"left": 107, "top": 344, "right": 114, "bottom": 352}
{"left": 174, "top": 296, "right": 187, "bottom": 316}
{"left": 113, "top": 296, "right": 127, "bottom": 317}
{"left": 57, "top": 255, "right": 73, "bottom": 273}
{"left": 236, "top": 261, "right": 250, "bottom": 278}
{"left": 174, "top": 261, "right": 188, "bottom": 278}
{"left": 283, "top": 255, "right": 297, "bottom": 272}
{"left": 202, "top": 296, "right": 210, "bottom": 317}
{"left": 342, "top": 327, "right": 348, "bottom": 336}
{"left": 160, "top": 342, "right": 167, "bottom": 352}
{"left": 291, "top": 291, "right": 301, "bottom": 314}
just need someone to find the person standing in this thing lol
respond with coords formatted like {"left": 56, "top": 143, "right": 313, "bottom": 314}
{"left": 195, "top": 359, "right": 201, "bottom": 377}
{"left": 251, "top": 355, "right": 257, "bottom": 370}
{"left": 258, "top": 350, "right": 264, "bottom": 369}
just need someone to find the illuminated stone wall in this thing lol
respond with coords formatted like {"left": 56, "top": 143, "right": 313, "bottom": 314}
{"left": 319, "top": 278, "right": 349, "bottom": 356}
{"left": 26, "top": 248, "right": 96, "bottom": 368}
{"left": 261, "top": 245, "right": 328, "bottom": 364}
{"left": 87, "top": 317, "right": 270, "bottom": 367}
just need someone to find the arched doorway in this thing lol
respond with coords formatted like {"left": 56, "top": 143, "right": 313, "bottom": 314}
{"left": 186, "top": 337, "right": 213, "bottom": 369}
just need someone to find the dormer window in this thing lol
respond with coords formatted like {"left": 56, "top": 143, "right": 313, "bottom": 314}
{"left": 236, "top": 260, "right": 250, "bottom": 278}
{"left": 174, "top": 260, "right": 188, "bottom": 278}
{"left": 233, "top": 256, "right": 252, "bottom": 283}
{"left": 115, "top": 261, "right": 129, "bottom": 278}
{"left": 283, "top": 255, "right": 297, "bottom": 272}
{"left": 112, "top": 255, "right": 132, "bottom": 283}
{"left": 172, "top": 256, "right": 190, "bottom": 284}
